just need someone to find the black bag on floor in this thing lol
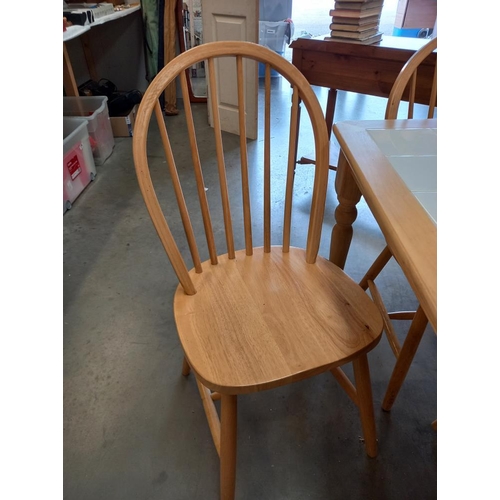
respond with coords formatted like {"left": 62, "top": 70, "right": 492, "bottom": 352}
{"left": 78, "top": 79, "right": 142, "bottom": 116}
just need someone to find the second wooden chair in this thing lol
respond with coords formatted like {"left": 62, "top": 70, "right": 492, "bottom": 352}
{"left": 359, "top": 36, "right": 437, "bottom": 413}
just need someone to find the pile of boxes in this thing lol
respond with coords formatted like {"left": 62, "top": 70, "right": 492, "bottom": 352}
{"left": 63, "top": 94, "right": 139, "bottom": 214}
{"left": 63, "top": 95, "right": 115, "bottom": 213}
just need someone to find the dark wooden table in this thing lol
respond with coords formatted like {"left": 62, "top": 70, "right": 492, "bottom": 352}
{"left": 290, "top": 35, "right": 437, "bottom": 140}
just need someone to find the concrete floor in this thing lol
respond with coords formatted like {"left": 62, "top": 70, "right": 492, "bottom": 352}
{"left": 63, "top": 78, "right": 437, "bottom": 499}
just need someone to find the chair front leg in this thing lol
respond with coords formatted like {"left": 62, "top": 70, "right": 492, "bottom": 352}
{"left": 182, "top": 356, "right": 191, "bottom": 376}
{"left": 220, "top": 394, "right": 238, "bottom": 500}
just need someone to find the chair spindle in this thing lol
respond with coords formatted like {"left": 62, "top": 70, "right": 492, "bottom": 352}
{"left": 154, "top": 101, "right": 203, "bottom": 273}
{"left": 264, "top": 64, "right": 272, "bottom": 253}
{"left": 180, "top": 70, "right": 218, "bottom": 265}
{"left": 236, "top": 55, "right": 253, "bottom": 256}
{"left": 208, "top": 57, "right": 235, "bottom": 259}
{"left": 408, "top": 71, "right": 417, "bottom": 118}
{"left": 428, "top": 68, "right": 437, "bottom": 118}
{"left": 282, "top": 85, "right": 300, "bottom": 252}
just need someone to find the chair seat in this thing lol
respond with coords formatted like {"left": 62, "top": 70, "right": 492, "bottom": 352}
{"left": 174, "top": 247, "right": 383, "bottom": 394}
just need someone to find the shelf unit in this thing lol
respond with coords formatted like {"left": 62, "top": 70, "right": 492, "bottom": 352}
{"left": 63, "top": 5, "right": 141, "bottom": 96}
{"left": 181, "top": 1, "right": 204, "bottom": 79}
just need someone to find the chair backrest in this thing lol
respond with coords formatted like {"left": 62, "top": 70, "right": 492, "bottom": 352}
{"left": 385, "top": 36, "right": 437, "bottom": 119}
{"left": 132, "top": 41, "right": 330, "bottom": 295}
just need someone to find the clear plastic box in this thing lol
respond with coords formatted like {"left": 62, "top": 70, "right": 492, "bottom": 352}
{"left": 258, "top": 21, "right": 288, "bottom": 78}
{"left": 63, "top": 118, "right": 97, "bottom": 213}
{"left": 258, "top": 50, "right": 284, "bottom": 78}
{"left": 259, "top": 21, "right": 288, "bottom": 52}
{"left": 63, "top": 96, "right": 115, "bottom": 166}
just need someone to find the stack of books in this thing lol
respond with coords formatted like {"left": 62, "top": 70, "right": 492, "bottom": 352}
{"left": 325, "top": 0, "right": 384, "bottom": 45}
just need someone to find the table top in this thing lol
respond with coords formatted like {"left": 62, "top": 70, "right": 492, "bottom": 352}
{"left": 290, "top": 35, "right": 437, "bottom": 102}
{"left": 63, "top": 4, "right": 141, "bottom": 42}
{"left": 333, "top": 118, "right": 437, "bottom": 332}
{"left": 367, "top": 126, "right": 437, "bottom": 223}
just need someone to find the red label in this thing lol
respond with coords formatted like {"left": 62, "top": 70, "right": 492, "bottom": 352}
{"left": 67, "top": 154, "right": 82, "bottom": 180}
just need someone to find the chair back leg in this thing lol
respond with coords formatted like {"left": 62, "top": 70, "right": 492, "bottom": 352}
{"left": 352, "top": 354, "right": 378, "bottom": 458}
{"left": 382, "top": 306, "right": 428, "bottom": 411}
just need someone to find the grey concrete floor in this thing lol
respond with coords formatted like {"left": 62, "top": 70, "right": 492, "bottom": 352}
{"left": 63, "top": 78, "right": 437, "bottom": 499}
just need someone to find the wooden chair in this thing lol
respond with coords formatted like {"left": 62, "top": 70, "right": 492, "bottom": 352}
{"left": 385, "top": 36, "right": 437, "bottom": 121}
{"left": 359, "top": 36, "right": 437, "bottom": 413}
{"left": 132, "top": 41, "right": 383, "bottom": 499}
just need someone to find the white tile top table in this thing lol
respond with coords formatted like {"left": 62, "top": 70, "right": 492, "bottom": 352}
{"left": 367, "top": 127, "right": 437, "bottom": 223}
{"left": 330, "top": 119, "right": 437, "bottom": 333}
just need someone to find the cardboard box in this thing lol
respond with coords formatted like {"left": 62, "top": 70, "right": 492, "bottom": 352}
{"left": 110, "top": 105, "right": 138, "bottom": 137}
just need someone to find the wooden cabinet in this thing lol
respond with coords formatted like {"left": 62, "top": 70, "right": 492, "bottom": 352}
{"left": 394, "top": 0, "right": 437, "bottom": 29}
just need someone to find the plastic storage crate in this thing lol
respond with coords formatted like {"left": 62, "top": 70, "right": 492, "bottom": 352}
{"left": 258, "top": 21, "right": 287, "bottom": 78}
{"left": 258, "top": 51, "right": 284, "bottom": 78}
{"left": 259, "top": 21, "right": 287, "bottom": 52}
{"left": 63, "top": 118, "right": 97, "bottom": 213}
{"left": 393, "top": 27, "right": 434, "bottom": 38}
{"left": 63, "top": 96, "right": 114, "bottom": 166}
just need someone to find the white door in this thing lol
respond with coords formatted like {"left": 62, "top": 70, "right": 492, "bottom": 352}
{"left": 202, "top": 0, "right": 259, "bottom": 140}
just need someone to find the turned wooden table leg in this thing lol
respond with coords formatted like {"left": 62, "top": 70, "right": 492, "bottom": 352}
{"left": 330, "top": 151, "right": 362, "bottom": 269}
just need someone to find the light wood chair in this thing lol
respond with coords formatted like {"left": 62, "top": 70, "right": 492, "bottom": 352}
{"left": 385, "top": 36, "right": 437, "bottom": 121}
{"left": 359, "top": 36, "right": 437, "bottom": 413}
{"left": 133, "top": 41, "right": 383, "bottom": 499}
